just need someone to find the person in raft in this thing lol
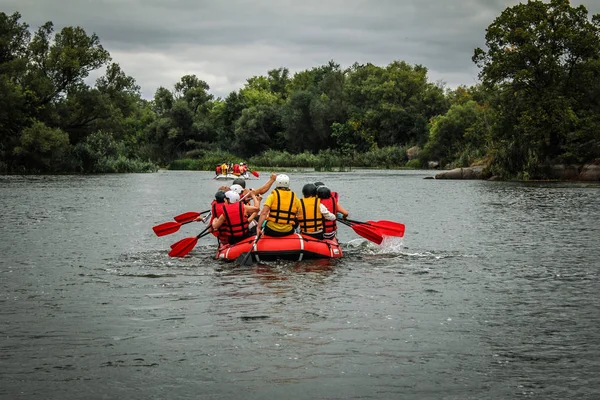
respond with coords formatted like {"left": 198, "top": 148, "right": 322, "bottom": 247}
{"left": 316, "top": 185, "right": 349, "bottom": 240}
{"left": 314, "top": 181, "right": 339, "bottom": 202}
{"left": 215, "top": 164, "right": 222, "bottom": 175}
{"left": 229, "top": 174, "right": 277, "bottom": 205}
{"left": 297, "top": 183, "right": 336, "bottom": 240}
{"left": 221, "top": 162, "right": 228, "bottom": 175}
{"left": 211, "top": 190, "right": 260, "bottom": 245}
{"left": 256, "top": 174, "right": 303, "bottom": 237}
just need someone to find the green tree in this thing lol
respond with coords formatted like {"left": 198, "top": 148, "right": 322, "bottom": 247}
{"left": 13, "top": 120, "right": 70, "bottom": 172}
{"left": 281, "top": 61, "right": 347, "bottom": 152}
{"left": 473, "top": 0, "right": 600, "bottom": 177}
{"left": 344, "top": 61, "right": 448, "bottom": 148}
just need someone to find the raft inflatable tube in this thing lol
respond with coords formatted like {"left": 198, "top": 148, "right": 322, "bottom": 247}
{"left": 216, "top": 233, "right": 343, "bottom": 262}
{"left": 214, "top": 172, "right": 251, "bottom": 181}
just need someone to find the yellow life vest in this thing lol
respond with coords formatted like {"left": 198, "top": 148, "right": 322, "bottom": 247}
{"left": 267, "top": 189, "right": 297, "bottom": 225}
{"left": 299, "top": 197, "right": 323, "bottom": 233}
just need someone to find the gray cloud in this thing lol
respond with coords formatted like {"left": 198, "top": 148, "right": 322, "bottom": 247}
{"left": 3, "top": 0, "right": 599, "bottom": 98}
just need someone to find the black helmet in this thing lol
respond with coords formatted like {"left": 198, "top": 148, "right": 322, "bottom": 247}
{"left": 232, "top": 178, "right": 246, "bottom": 188}
{"left": 214, "top": 190, "right": 226, "bottom": 203}
{"left": 314, "top": 181, "right": 325, "bottom": 187}
{"left": 316, "top": 185, "right": 331, "bottom": 199}
{"left": 302, "top": 183, "right": 317, "bottom": 197}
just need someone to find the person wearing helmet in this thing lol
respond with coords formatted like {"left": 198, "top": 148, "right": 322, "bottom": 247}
{"left": 195, "top": 190, "right": 229, "bottom": 242}
{"left": 222, "top": 173, "right": 277, "bottom": 206}
{"left": 232, "top": 178, "right": 246, "bottom": 189}
{"left": 297, "top": 183, "right": 336, "bottom": 240}
{"left": 317, "top": 185, "right": 349, "bottom": 239}
{"left": 256, "top": 174, "right": 303, "bottom": 237}
{"left": 229, "top": 184, "right": 244, "bottom": 195}
{"left": 211, "top": 190, "right": 260, "bottom": 245}
{"left": 314, "top": 181, "right": 339, "bottom": 202}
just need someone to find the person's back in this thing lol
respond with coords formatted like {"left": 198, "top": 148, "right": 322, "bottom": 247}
{"left": 212, "top": 190, "right": 260, "bottom": 244}
{"left": 317, "top": 185, "right": 348, "bottom": 239}
{"left": 257, "top": 174, "right": 303, "bottom": 237}
{"left": 298, "top": 183, "right": 335, "bottom": 240}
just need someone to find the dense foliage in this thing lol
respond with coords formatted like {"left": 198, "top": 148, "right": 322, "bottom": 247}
{"left": 473, "top": 0, "right": 600, "bottom": 178}
{"left": 1, "top": 0, "right": 599, "bottom": 178}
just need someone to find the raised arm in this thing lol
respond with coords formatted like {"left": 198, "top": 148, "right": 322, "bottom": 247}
{"left": 254, "top": 173, "right": 277, "bottom": 196}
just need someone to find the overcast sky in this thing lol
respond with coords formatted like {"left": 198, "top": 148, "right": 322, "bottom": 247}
{"left": 3, "top": 0, "right": 599, "bottom": 99}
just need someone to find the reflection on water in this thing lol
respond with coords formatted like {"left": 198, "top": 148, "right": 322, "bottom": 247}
{"left": 1, "top": 171, "right": 599, "bottom": 399}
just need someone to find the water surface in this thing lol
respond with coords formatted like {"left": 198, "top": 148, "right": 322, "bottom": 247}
{"left": 1, "top": 170, "right": 599, "bottom": 399}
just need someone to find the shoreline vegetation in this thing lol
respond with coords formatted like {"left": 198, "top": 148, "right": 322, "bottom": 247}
{"left": 1, "top": 2, "right": 599, "bottom": 180}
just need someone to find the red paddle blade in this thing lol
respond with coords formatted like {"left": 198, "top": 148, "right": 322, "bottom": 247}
{"left": 174, "top": 211, "right": 201, "bottom": 223}
{"left": 251, "top": 170, "right": 259, "bottom": 178}
{"left": 170, "top": 238, "right": 186, "bottom": 249}
{"left": 352, "top": 224, "right": 383, "bottom": 245}
{"left": 152, "top": 221, "right": 182, "bottom": 237}
{"left": 168, "top": 237, "right": 199, "bottom": 257}
{"left": 369, "top": 220, "right": 405, "bottom": 237}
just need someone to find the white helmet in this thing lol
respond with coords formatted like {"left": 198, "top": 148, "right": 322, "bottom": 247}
{"left": 224, "top": 190, "right": 240, "bottom": 203}
{"left": 275, "top": 174, "right": 290, "bottom": 188}
{"left": 230, "top": 184, "right": 243, "bottom": 195}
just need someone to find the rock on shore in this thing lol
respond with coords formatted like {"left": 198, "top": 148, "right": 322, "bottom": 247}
{"left": 434, "top": 164, "right": 600, "bottom": 181}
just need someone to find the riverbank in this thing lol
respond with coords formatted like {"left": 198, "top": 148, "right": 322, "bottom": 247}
{"left": 433, "top": 163, "right": 600, "bottom": 181}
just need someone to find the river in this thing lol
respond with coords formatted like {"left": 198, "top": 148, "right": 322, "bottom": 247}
{"left": 1, "top": 170, "right": 599, "bottom": 399}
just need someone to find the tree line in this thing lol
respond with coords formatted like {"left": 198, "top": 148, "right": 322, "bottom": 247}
{"left": 1, "top": 0, "right": 599, "bottom": 179}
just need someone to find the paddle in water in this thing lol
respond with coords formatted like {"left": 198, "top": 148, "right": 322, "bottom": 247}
{"left": 237, "top": 222, "right": 265, "bottom": 266}
{"left": 168, "top": 226, "right": 212, "bottom": 257}
{"left": 346, "top": 218, "right": 405, "bottom": 238}
{"left": 339, "top": 220, "right": 383, "bottom": 245}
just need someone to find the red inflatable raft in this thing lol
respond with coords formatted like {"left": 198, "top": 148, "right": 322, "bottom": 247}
{"left": 216, "top": 233, "right": 343, "bottom": 262}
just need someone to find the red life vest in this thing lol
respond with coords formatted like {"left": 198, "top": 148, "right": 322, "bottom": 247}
{"left": 210, "top": 200, "right": 227, "bottom": 239}
{"left": 221, "top": 202, "right": 249, "bottom": 238}
{"left": 319, "top": 197, "right": 338, "bottom": 233}
{"left": 332, "top": 191, "right": 339, "bottom": 202}
{"left": 233, "top": 164, "right": 240, "bottom": 174}
{"left": 216, "top": 165, "right": 222, "bottom": 174}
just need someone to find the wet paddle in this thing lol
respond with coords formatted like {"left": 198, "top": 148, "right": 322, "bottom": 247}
{"left": 346, "top": 218, "right": 405, "bottom": 237}
{"left": 339, "top": 220, "right": 383, "bottom": 245}
{"left": 173, "top": 210, "right": 210, "bottom": 223}
{"left": 168, "top": 226, "right": 212, "bottom": 257}
{"left": 152, "top": 210, "right": 210, "bottom": 236}
{"left": 152, "top": 220, "right": 194, "bottom": 237}
{"left": 237, "top": 226, "right": 264, "bottom": 266}
{"left": 251, "top": 170, "right": 259, "bottom": 178}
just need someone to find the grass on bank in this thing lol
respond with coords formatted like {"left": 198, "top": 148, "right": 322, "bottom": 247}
{"left": 168, "top": 146, "right": 414, "bottom": 171}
